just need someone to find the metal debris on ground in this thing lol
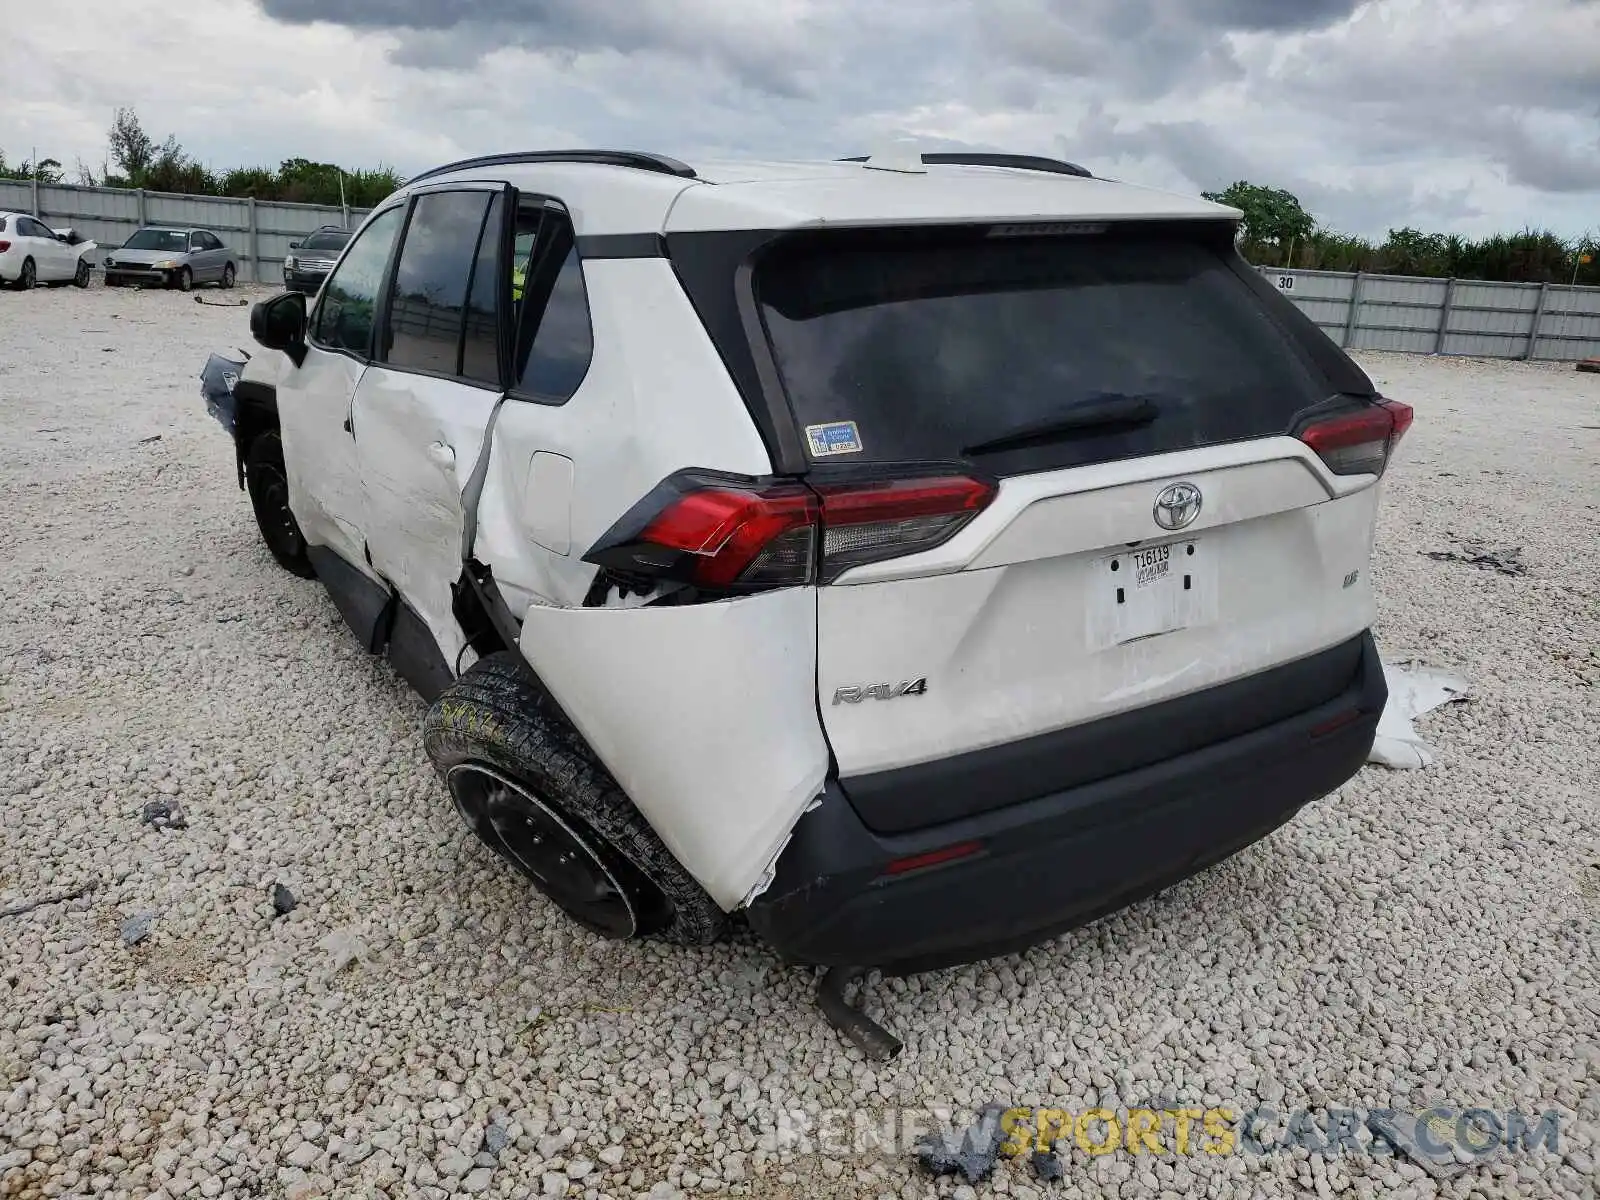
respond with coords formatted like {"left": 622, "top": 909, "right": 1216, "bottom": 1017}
{"left": 141, "top": 800, "right": 188, "bottom": 830}
{"left": 1576, "top": 358, "right": 1599, "bottom": 374}
{"left": 913, "top": 1103, "right": 1009, "bottom": 1184}
{"left": 137, "top": 434, "right": 162, "bottom": 445}
{"left": 1, "top": 881, "right": 97, "bottom": 920}
{"left": 271, "top": 883, "right": 298, "bottom": 917}
{"left": 1029, "top": 1149, "right": 1065, "bottom": 1181}
{"left": 1421, "top": 541, "right": 1527, "bottom": 576}
{"left": 1366, "top": 1109, "right": 1500, "bottom": 1181}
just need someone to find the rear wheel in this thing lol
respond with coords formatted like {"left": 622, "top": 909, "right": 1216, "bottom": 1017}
{"left": 220, "top": 263, "right": 236, "bottom": 289}
{"left": 244, "top": 431, "right": 315, "bottom": 578}
{"left": 424, "top": 653, "right": 728, "bottom": 945}
{"left": 73, "top": 260, "right": 90, "bottom": 288}
{"left": 15, "top": 258, "right": 35, "bottom": 290}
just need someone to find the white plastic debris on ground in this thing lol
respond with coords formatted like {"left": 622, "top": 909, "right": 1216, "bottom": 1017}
{"left": 1369, "top": 660, "right": 1470, "bottom": 769}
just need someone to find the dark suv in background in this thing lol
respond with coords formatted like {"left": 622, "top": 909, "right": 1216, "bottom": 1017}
{"left": 281, "top": 226, "right": 351, "bottom": 294}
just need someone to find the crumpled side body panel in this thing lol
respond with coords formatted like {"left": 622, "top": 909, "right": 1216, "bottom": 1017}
{"left": 518, "top": 589, "right": 829, "bottom": 911}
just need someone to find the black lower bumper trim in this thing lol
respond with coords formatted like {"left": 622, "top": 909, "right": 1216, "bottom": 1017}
{"left": 747, "top": 631, "right": 1385, "bottom": 973}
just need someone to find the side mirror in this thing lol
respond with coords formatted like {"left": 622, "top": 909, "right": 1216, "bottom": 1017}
{"left": 288, "top": 241, "right": 302, "bottom": 250}
{"left": 250, "top": 292, "right": 309, "bottom": 367}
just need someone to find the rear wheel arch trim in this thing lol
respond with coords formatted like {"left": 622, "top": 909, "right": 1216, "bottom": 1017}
{"left": 232, "top": 379, "right": 280, "bottom": 489}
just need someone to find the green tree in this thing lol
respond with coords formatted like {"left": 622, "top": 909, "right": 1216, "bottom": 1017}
{"left": 1202, "top": 181, "right": 1316, "bottom": 255}
{"left": 107, "top": 107, "right": 157, "bottom": 183}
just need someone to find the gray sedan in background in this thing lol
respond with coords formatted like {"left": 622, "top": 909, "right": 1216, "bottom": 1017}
{"left": 103, "top": 227, "right": 237, "bottom": 291}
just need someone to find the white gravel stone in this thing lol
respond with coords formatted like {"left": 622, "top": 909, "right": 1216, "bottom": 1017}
{"left": 2, "top": 292, "right": 1597, "bottom": 1200}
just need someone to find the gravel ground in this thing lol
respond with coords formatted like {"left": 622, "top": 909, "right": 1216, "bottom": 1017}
{"left": 1, "top": 283, "right": 1597, "bottom": 1200}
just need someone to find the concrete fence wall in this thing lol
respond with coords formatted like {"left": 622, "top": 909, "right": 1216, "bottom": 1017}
{"left": 1260, "top": 267, "right": 1600, "bottom": 362}
{"left": 0, "top": 180, "right": 369, "bottom": 284}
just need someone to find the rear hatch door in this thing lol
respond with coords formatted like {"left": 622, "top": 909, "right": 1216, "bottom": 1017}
{"left": 752, "top": 220, "right": 1391, "bottom": 834}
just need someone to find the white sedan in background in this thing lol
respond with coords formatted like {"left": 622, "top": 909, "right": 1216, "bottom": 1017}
{"left": 0, "top": 211, "right": 96, "bottom": 289}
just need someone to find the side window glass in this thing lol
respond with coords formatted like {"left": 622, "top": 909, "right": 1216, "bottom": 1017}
{"left": 460, "top": 193, "right": 506, "bottom": 385}
{"left": 382, "top": 190, "right": 491, "bottom": 376}
{"left": 515, "top": 221, "right": 594, "bottom": 402}
{"left": 312, "top": 206, "right": 405, "bottom": 355}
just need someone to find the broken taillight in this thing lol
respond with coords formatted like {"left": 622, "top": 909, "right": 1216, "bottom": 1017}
{"left": 1297, "top": 398, "right": 1413, "bottom": 476}
{"left": 585, "top": 471, "right": 996, "bottom": 592}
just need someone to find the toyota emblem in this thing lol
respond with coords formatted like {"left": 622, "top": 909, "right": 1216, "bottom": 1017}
{"left": 1153, "top": 482, "right": 1203, "bottom": 530}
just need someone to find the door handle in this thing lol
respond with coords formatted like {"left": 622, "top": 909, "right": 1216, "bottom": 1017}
{"left": 426, "top": 441, "right": 456, "bottom": 470}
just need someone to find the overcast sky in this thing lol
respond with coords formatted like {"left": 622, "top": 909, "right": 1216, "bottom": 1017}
{"left": 6, "top": 0, "right": 1597, "bottom": 240}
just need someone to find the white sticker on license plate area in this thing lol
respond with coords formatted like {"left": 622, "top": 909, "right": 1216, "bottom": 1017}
{"left": 1131, "top": 544, "right": 1171, "bottom": 589}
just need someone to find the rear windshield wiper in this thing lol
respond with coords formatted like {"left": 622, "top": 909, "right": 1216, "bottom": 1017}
{"left": 961, "top": 393, "right": 1161, "bottom": 457}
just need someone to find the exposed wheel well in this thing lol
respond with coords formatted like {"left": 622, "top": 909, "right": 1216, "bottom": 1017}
{"left": 231, "top": 380, "right": 279, "bottom": 490}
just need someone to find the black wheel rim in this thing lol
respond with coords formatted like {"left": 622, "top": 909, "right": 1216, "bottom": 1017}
{"left": 250, "top": 459, "right": 304, "bottom": 560}
{"left": 448, "top": 764, "right": 640, "bottom": 937}
{"left": 21, "top": 262, "right": 34, "bottom": 288}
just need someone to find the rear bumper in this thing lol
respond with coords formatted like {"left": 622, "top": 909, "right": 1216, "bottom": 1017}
{"left": 745, "top": 630, "right": 1385, "bottom": 973}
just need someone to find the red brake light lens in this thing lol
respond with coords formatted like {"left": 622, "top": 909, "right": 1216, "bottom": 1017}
{"left": 637, "top": 485, "right": 817, "bottom": 588}
{"left": 0, "top": 241, "right": 10, "bottom": 254}
{"left": 1297, "top": 398, "right": 1413, "bottom": 476}
{"left": 587, "top": 472, "right": 995, "bottom": 594}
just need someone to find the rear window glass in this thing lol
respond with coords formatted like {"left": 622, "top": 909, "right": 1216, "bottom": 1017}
{"left": 0, "top": 217, "right": 7, "bottom": 233}
{"left": 302, "top": 230, "right": 351, "bottom": 251}
{"left": 757, "top": 227, "right": 1338, "bottom": 474}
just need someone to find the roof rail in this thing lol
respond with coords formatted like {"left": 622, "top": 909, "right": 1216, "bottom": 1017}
{"left": 404, "top": 150, "right": 697, "bottom": 187}
{"left": 840, "top": 152, "right": 1093, "bottom": 179}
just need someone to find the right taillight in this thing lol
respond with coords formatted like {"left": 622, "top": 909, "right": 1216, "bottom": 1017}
{"left": 1297, "top": 398, "right": 1413, "bottom": 476}
{"left": 584, "top": 471, "right": 995, "bottom": 593}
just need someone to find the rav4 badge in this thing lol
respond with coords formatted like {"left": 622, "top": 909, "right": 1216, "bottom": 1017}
{"left": 832, "top": 678, "right": 929, "bottom": 705}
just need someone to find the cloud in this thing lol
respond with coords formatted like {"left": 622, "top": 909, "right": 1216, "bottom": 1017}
{"left": 1, "top": 0, "right": 1595, "bottom": 241}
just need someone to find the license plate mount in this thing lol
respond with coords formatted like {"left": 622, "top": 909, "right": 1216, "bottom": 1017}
{"left": 1086, "top": 538, "right": 1216, "bottom": 650}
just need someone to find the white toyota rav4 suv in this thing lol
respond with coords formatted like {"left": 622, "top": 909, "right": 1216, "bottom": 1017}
{"left": 233, "top": 148, "right": 1408, "bottom": 1049}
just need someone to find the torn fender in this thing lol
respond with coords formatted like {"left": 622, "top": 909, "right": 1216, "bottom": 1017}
{"left": 518, "top": 588, "right": 829, "bottom": 911}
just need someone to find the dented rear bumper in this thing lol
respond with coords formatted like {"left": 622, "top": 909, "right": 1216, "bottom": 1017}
{"left": 746, "top": 630, "right": 1385, "bottom": 973}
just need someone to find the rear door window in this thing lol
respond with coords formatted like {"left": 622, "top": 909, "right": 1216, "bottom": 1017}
{"left": 381, "top": 189, "right": 492, "bottom": 376}
{"left": 756, "top": 225, "right": 1339, "bottom": 476}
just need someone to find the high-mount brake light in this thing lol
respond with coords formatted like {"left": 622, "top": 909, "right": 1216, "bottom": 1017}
{"left": 1297, "top": 398, "right": 1413, "bottom": 476}
{"left": 586, "top": 473, "right": 996, "bottom": 593}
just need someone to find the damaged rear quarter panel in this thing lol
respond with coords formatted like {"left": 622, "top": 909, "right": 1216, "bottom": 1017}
{"left": 517, "top": 587, "right": 829, "bottom": 911}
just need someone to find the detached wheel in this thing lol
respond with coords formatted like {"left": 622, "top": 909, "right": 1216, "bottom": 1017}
{"left": 73, "top": 260, "right": 91, "bottom": 288}
{"left": 424, "top": 653, "right": 728, "bottom": 946}
{"left": 244, "top": 431, "right": 315, "bottom": 578}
